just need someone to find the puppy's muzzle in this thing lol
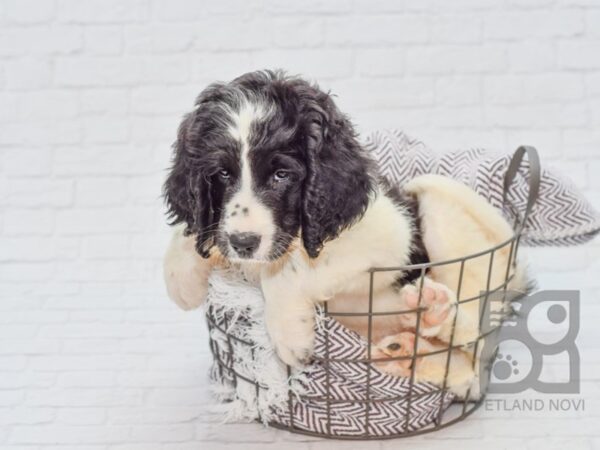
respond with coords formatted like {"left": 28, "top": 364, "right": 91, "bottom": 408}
{"left": 229, "top": 232, "right": 261, "bottom": 258}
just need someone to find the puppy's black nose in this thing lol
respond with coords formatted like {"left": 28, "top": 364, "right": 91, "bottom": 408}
{"left": 229, "top": 232, "right": 261, "bottom": 257}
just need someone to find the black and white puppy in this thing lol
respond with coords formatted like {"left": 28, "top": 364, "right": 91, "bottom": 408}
{"left": 163, "top": 70, "right": 520, "bottom": 367}
{"left": 165, "top": 70, "right": 380, "bottom": 262}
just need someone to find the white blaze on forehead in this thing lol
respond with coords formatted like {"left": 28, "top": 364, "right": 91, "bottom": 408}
{"left": 227, "top": 100, "right": 266, "bottom": 144}
{"left": 224, "top": 99, "right": 276, "bottom": 260}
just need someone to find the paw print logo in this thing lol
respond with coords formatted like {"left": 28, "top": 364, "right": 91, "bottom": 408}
{"left": 480, "top": 290, "right": 580, "bottom": 394}
{"left": 492, "top": 353, "right": 519, "bottom": 380}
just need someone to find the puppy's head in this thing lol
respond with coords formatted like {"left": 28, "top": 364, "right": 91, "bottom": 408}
{"left": 164, "top": 70, "right": 375, "bottom": 263}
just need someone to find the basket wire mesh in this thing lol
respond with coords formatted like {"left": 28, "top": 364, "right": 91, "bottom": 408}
{"left": 206, "top": 146, "right": 541, "bottom": 439}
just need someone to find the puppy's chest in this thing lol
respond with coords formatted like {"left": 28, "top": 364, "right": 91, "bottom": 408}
{"left": 228, "top": 263, "right": 262, "bottom": 286}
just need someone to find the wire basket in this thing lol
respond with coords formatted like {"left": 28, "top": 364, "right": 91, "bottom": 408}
{"left": 206, "top": 146, "right": 541, "bottom": 440}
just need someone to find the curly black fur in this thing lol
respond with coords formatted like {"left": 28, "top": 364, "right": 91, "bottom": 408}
{"left": 163, "top": 70, "right": 377, "bottom": 259}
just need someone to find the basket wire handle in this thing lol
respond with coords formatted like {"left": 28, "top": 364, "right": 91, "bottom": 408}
{"left": 502, "top": 145, "right": 541, "bottom": 229}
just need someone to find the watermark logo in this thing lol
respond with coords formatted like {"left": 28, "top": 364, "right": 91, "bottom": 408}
{"left": 479, "top": 290, "right": 580, "bottom": 395}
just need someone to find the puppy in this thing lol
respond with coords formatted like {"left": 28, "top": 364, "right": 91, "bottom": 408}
{"left": 163, "top": 70, "right": 526, "bottom": 368}
{"left": 371, "top": 332, "right": 475, "bottom": 398}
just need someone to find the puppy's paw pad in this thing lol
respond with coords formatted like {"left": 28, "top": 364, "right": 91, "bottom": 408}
{"left": 371, "top": 332, "right": 418, "bottom": 378}
{"left": 403, "top": 279, "right": 456, "bottom": 328}
{"left": 406, "top": 285, "right": 440, "bottom": 304}
{"left": 397, "top": 331, "right": 418, "bottom": 349}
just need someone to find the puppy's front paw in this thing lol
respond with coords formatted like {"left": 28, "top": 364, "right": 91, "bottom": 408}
{"left": 400, "top": 278, "right": 456, "bottom": 335}
{"left": 163, "top": 227, "right": 211, "bottom": 311}
{"left": 266, "top": 311, "right": 315, "bottom": 368}
{"left": 164, "top": 265, "right": 208, "bottom": 311}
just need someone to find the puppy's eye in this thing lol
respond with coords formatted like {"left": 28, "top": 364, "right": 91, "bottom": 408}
{"left": 387, "top": 343, "right": 401, "bottom": 351}
{"left": 273, "top": 169, "right": 290, "bottom": 182}
{"left": 218, "top": 169, "right": 231, "bottom": 180}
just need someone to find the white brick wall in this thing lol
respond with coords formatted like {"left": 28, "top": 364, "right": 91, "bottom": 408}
{"left": 0, "top": 0, "right": 599, "bottom": 448}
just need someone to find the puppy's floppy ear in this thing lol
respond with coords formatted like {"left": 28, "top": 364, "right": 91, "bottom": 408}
{"left": 298, "top": 83, "right": 375, "bottom": 258}
{"left": 163, "top": 107, "right": 217, "bottom": 258}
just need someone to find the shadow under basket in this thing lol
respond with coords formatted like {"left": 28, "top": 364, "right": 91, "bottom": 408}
{"left": 205, "top": 146, "right": 541, "bottom": 440}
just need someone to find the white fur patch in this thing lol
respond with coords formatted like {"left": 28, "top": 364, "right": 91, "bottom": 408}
{"left": 227, "top": 100, "right": 266, "bottom": 143}
{"left": 223, "top": 99, "right": 276, "bottom": 261}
